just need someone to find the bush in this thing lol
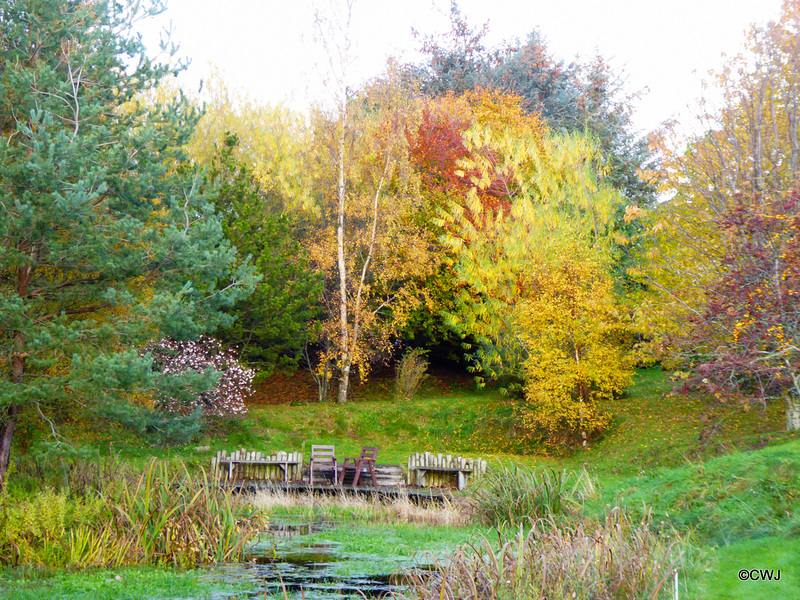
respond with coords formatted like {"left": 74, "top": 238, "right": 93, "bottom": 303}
{"left": 393, "top": 348, "right": 429, "bottom": 402}
{"left": 147, "top": 336, "right": 254, "bottom": 417}
{"left": 470, "top": 465, "right": 583, "bottom": 528}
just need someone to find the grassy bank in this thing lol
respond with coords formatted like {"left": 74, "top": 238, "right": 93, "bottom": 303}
{"left": 61, "top": 367, "right": 797, "bottom": 475}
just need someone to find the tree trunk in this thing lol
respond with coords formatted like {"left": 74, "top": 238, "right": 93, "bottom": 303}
{"left": 1, "top": 267, "right": 30, "bottom": 491}
{"left": 786, "top": 392, "right": 800, "bottom": 432}
{"left": 0, "top": 406, "right": 20, "bottom": 493}
{"left": 338, "top": 363, "right": 351, "bottom": 405}
{"left": 336, "top": 101, "right": 350, "bottom": 404}
{"left": 0, "top": 344, "right": 25, "bottom": 491}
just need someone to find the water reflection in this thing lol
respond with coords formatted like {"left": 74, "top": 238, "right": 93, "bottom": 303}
{"left": 202, "top": 520, "right": 401, "bottom": 599}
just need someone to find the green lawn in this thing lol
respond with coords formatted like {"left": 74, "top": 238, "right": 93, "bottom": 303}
{"left": 75, "top": 367, "right": 796, "bottom": 473}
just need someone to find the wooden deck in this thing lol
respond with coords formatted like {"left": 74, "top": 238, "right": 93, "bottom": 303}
{"left": 216, "top": 462, "right": 466, "bottom": 502}
{"left": 229, "top": 479, "right": 456, "bottom": 503}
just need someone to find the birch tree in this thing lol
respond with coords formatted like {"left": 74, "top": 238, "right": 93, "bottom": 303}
{"left": 311, "top": 1, "right": 438, "bottom": 403}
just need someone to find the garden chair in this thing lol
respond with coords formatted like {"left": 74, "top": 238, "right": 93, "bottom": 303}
{"left": 339, "top": 446, "right": 378, "bottom": 487}
{"left": 309, "top": 444, "right": 338, "bottom": 485}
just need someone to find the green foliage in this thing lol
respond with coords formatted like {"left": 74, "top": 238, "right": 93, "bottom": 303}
{"left": 0, "top": 0, "right": 256, "bottom": 487}
{"left": 411, "top": 0, "right": 500, "bottom": 95}
{"left": 207, "top": 133, "right": 322, "bottom": 374}
{"left": 95, "top": 403, "right": 203, "bottom": 446}
{"left": 393, "top": 347, "right": 430, "bottom": 402}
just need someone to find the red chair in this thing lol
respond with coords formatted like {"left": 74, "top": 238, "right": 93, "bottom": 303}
{"left": 309, "top": 445, "right": 338, "bottom": 485}
{"left": 339, "top": 446, "right": 378, "bottom": 487}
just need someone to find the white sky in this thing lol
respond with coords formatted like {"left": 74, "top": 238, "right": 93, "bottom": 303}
{"left": 139, "top": 0, "right": 785, "bottom": 138}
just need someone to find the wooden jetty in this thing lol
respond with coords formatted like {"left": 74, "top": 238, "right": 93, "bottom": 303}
{"left": 211, "top": 447, "right": 487, "bottom": 501}
{"left": 231, "top": 479, "right": 456, "bottom": 503}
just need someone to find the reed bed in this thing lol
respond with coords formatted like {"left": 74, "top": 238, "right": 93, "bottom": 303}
{"left": 0, "top": 458, "right": 267, "bottom": 568}
{"left": 470, "top": 464, "right": 588, "bottom": 528}
{"left": 398, "top": 508, "right": 685, "bottom": 600}
{"left": 252, "top": 488, "right": 471, "bottom": 527}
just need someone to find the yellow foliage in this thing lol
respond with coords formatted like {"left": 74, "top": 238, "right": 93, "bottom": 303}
{"left": 517, "top": 259, "right": 633, "bottom": 447}
{"left": 183, "top": 70, "right": 314, "bottom": 214}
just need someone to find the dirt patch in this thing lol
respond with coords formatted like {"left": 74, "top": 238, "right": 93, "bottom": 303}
{"left": 246, "top": 363, "right": 476, "bottom": 407}
{"left": 247, "top": 371, "right": 320, "bottom": 405}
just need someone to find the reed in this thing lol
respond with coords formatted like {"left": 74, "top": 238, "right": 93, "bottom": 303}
{"left": 0, "top": 458, "right": 266, "bottom": 568}
{"left": 470, "top": 464, "right": 582, "bottom": 528}
{"left": 252, "top": 488, "right": 470, "bottom": 527}
{"left": 399, "top": 508, "right": 685, "bottom": 600}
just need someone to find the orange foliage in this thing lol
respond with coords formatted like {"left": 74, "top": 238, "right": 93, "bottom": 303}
{"left": 408, "top": 89, "right": 548, "bottom": 218}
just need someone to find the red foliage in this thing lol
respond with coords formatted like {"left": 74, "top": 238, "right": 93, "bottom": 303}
{"left": 675, "top": 193, "right": 800, "bottom": 405}
{"left": 408, "top": 90, "right": 547, "bottom": 219}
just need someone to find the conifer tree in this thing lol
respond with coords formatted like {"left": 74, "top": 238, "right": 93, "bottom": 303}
{"left": 0, "top": 0, "right": 255, "bottom": 489}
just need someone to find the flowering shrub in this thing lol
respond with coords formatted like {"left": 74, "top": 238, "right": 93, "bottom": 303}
{"left": 147, "top": 337, "right": 253, "bottom": 417}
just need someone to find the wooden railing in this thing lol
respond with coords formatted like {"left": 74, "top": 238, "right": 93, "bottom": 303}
{"left": 211, "top": 449, "right": 303, "bottom": 482}
{"left": 406, "top": 452, "right": 488, "bottom": 490}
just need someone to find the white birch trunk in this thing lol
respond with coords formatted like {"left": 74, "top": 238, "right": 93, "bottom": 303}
{"left": 336, "top": 110, "right": 350, "bottom": 404}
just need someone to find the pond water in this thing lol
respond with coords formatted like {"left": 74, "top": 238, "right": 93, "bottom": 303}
{"left": 202, "top": 520, "right": 412, "bottom": 600}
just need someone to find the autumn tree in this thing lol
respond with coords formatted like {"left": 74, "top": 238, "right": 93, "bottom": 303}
{"left": 410, "top": 0, "right": 503, "bottom": 96}
{"left": 645, "top": 0, "right": 800, "bottom": 430}
{"left": 413, "top": 5, "right": 655, "bottom": 212}
{"left": 307, "top": 71, "right": 439, "bottom": 403}
{"left": 437, "top": 95, "right": 634, "bottom": 445}
{"left": 187, "top": 72, "right": 314, "bottom": 214}
{"left": 0, "top": 0, "right": 255, "bottom": 489}
{"left": 518, "top": 256, "right": 633, "bottom": 448}
{"left": 310, "top": 1, "right": 440, "bottom": 403}
{"left": 670, "top": 197, "right": 800, "bottom": 430}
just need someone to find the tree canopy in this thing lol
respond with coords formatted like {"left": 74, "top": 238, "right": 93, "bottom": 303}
{"left": 644, "top": 0, "right": 800, "bottom": 430}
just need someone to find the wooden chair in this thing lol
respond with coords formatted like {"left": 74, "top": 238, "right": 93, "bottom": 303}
{"left": 309, "top": 445, "right": 338, "bottom": 485}
{"left": 339, "top": 446, "right": 378, "bottom": 487}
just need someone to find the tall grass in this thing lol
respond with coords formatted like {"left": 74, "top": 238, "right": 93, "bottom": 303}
{"left": 0, "top": 458, "right": 266, "bottom": 568}
{"left": 252, "top": 488, "right": 470, "bottom": 527}
{"left": 394, "top": 348, "right": 429, "bottom": 402}
{"left": 399, "top": 508, "right": 686, "bottom": 600}
{"left": 470, "top": 465, "right": 587, "bottom": 528}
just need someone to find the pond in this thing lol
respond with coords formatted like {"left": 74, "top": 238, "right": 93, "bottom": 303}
{"left": 202, "top": 520, "right": 430, "bottom": 600}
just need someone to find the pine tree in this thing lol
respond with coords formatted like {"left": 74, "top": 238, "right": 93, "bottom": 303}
{"left": 0, "top": 0, "right": 256, "bottom": 489}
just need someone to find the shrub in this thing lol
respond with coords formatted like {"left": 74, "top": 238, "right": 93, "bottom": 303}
{"left": 393, "top": 348, "right": 429, "bottom": 402}
{"left": 147, "top": 336, "right": 254, "bottom": 417}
